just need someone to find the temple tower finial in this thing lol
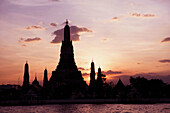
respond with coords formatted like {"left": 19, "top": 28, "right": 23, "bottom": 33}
{"left": 64, "top": 19, "right": 70, "bottom": 43}
{"left": 66, "top": 19, "right": 68, "bottom": 25}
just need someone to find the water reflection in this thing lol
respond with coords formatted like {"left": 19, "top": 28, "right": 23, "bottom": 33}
{"left": 0, "top": 104, "right": 170, "bottom": 113}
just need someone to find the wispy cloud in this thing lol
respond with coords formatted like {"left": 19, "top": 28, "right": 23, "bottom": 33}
{"left": 25, "top": 25, "right": 44, "bottom": 30}
{"left": 112, "top": 12, "right": 156, "bottom": 22}
{"left": 78, "top": 67, "right": 90, "bottom": 71}
{"left": 50, "top": 22, "right": 58, "bottom": 27}
{"left": 102, "top": 70, "right": 122, "bottom": 75}
{"left": 21, "top": 44, "right": 27, "bottom": 47}
{"left": 8, "top": 0, "right": 59, "bottom": 6}
{"left": 82, "top": 73, "right": 89, "bottom": 76}
{"left": 159, "top": 59, "right": 170, "bottom": 63}
{"left": 101, "top": 38, "right": 109, "bottom": 42}
{"left": 18, "top": 37, "right": 42, "bottom": 43}
{"left": 51, "top": 25, "right": 92, "bottom": 44}
{"left": 130, "top": 12, "right": 155, "bottom": 18}
{"left": 161, "top": 37, "right": 170, "bottom": 43}
{"left": 112, "top": 17, "right": 120, "bottom": 21}
{"left": 24, "top": 37, "right": 42, "bottom": 42}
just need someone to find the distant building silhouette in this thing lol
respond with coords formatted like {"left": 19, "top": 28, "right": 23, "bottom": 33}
{"left": 97, "top": 67, "right": 102, "bottom": 84}
{"left": 43, "top": 68, "right": 49, "bottom": 98}
{"left": 89, "top": 60, "right": 95, "bottom": 89}
{"left": 43, "top": 68, "right": 48, "bottom": 88}
{"left": 49, "top": 20, "right": 87, "bottom": 98}
{"left": 23, "top": 61, "right": 29, "bottom": 89}
{"left": 96, "top": 67, "right": 104, "bottom": 89}
{"left": 115, "top": 78, "right": 125, "bottom": 89}
{"left": 32, "top": 76, "right": 39, "bottom": 86}
{"left": 113, "top": 78, "right": 125, "bottom": 98}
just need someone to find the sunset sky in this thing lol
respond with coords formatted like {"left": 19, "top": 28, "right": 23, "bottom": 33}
{"left": 0, "top": 0, "right": 170, "bottom": 85}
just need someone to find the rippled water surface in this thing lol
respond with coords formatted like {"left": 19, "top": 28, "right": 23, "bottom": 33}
{"left": 0, "top": 104, "right": 170, "bottom": 113}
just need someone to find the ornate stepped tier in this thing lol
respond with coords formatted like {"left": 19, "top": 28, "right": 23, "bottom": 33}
{"left": 49, "top": 20, "right": 87, "bottom": 98}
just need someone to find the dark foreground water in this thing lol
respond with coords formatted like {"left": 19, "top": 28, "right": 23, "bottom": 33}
{"left": 0, "top": 104, "right": 170, "bottom": 113}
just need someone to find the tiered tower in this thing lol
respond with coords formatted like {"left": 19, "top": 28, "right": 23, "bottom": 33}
{"left": 56, "top": 20, "right": 78, "bottom": 71}
{"left": 49, "top": 20, "right": 87, "bottom": 97}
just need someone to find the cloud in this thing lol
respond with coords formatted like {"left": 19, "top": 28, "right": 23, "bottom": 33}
{"left": 18, "top": 37, "right": 24, "bottom": 43}
{"left": 51, "top": 25, "right": 92, "bottom": 43}
{"left": 143, "top": 14, "right": 155, "bottom": 17}
{"left": 102, "top": 70, "right": 122, "bottom": 75}
{"left": 18, "top": 37, "right": 42, "bottom": 43}
{"left": 130, "top": 13, "right": 155, "bottom": 18}
{"left": 111, "top": 12, "right": 155, "bottom": 22}
{"left": 82, "top": 73, "right": 89, "bottom": 76}
{"left": 8, "top": 0, "right": 59, "bottom": 6}
{"left": 78, "top": 67, "right": 85, "bottom": 70}
{"left": 161, "top": 37, "right": 170, "bottom": 43}
{"left": 82, "top": 70, "right": 122, "bottom": 77}
{"left": 25, "top": 25, "right": 44, "bottom": 30}
{"left": 112, "top": 17, "right": 120, "bottom": 21}
{"left": 159, "top": 59, "right": 170, "bottom": 63}
{"left": 50, "top": 23, "right": 58, "bottom": 27}
{"left": 22, "top": 44, "right": 27, "bottom": 47}
{"left": 103, "top": 38, "right": 108, "bottom": 41}
{"left": 101, "top": 38, "right": 109, "bottom": 42}
{"left": 24, "top": 37, "right": 42, "bottom": 42}
{"left": 78, "top": 67, "right": 90, "bottom": 71}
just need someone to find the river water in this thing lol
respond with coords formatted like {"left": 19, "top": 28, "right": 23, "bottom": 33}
{"left": 0, "top": 104, "right": 170, "bottom": 113}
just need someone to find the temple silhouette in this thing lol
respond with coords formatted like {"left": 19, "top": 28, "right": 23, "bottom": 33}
{"left": 20, "top": 20, "right": 108, "bottom": 99}
{"left": 0, "top": 20, "right": 170, "bottom": 104}
{"left": 19, "top": 20, "right": 170, "bottom": 100}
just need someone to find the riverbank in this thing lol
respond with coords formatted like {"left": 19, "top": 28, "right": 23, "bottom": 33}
{"left": 1, "top": 98, "right": 170, "bottom": 106}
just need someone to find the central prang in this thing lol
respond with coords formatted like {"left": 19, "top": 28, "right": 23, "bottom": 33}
{"left": 49, "top": 20, "right": 87, "bottom": 99}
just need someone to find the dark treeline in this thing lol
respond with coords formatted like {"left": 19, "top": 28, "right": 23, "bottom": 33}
{"left": 88, "top": 76, "right": 170, "bottom": 99}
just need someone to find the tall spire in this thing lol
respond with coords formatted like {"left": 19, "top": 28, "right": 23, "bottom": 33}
{"left": 64, "top": 19, "right": 70, "bottom": 43}
{"left": 43, "top": 68, "right": 48, "bottom": 88}
{"left": 97, "top": 66, "right": 102, "bottom": 83}
{"left": 98, "top": 66, "right": 101, "bottom": 76}
{"left": 90, "top": 60, "right": 95, "bottom": 87}
{"left": 23, "top": 61, "right": 29, "bottom": 88}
